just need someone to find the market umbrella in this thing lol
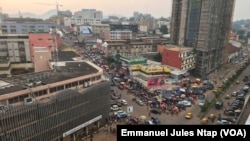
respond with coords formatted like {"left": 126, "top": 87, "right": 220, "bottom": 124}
{"left": 140, "top": 115, "right": 147, "bottom": 120}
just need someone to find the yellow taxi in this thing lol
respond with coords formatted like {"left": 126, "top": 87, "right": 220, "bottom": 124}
{"left": 185, "top": 112, "right": 192, "bottom": 119}
{"left": 201, "top": 117, "right": 209, "bottom": 125}
{"left": 213, "top": 89, "right": 218, "bottom": 93}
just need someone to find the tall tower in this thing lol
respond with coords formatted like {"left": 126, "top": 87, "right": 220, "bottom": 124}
{"left": 0, "top": 7, "right": 2, "bottom": 35}
{"left": 170, "top": 0, "right": 235, "bottom": 78}
{"left": 0, "top": 7, "right": 2, "bottom": 23}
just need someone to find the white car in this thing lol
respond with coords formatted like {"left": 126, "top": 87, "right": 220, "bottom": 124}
{"left": 217, "top": 120, "right": 232, "bottom": 125}
{"left": 243, "top": 85, "right": 249, "bottom": 91}
{"left": 111, "top": 105, "right": 120, "bottom": 111}
{"left": 198, "top": 100, "right": 206, "bottom": 106}
{"left": 178, "top": 100, "right": 191, "bottom": 107}
{"left": 114, "top": 110, "right": 126, "bottom": 116}
{"left": 120, "top": 99, "right": 128, "bottom": 106}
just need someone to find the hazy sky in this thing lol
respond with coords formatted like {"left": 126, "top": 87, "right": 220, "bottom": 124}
{"left": 0, "top": 0, "right": 249, "bottom": 21}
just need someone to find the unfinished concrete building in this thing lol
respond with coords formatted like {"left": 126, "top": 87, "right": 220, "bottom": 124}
{"left": 170, "top": 0, "right": 235, "bottom": 78}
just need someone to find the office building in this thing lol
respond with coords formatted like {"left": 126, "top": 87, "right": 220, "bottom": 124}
{"left": 0, "top": 60, "right": 110, "bottom": 141}
{"left": 170, "top": 0, "right": 235, "bottom": 78}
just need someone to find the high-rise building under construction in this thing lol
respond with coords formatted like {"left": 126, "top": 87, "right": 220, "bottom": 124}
{"left": 170, "top": 0, "right": 235, "bottom": 78}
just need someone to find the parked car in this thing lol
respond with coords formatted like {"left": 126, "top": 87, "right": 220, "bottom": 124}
{"left": 215, "top": 100, "right": 223, "bottom": 109}
{"left": 185, "top": 112, "right": 192, "bottom": 119}
{"left": 217, "top": 119, "right": 232, "bottom": 125}
{"left": 198, "top": 100, "right": 206, "bottom": 106}
{"left": 116, "top": 112, "right": 128, "bottom": 119}
{"left": 136, "top": 99, "right": 144, "bottom": 106}
{"left": 151, "top": 117, "right": 161, "bottom": 125}
{"left": 224, "top": 109, "right": 241, "bottom": 116}
{"left": 178, "top": 100, "right": 192, "bottom": 107}
{"left": 150, "top": 108, "right": 162, "bottom": 115}
{"left": 176, "top": 103, "right": 186, "bottom": 110}
{"left": 120, "top": 99, "right": 128, "bottom": 106}
{"left": 231, "top": 91, "right": 237, "bottom": 97}
{"left": 114, "top": 110, "right": 126, "bottom": 116}
{"left": 111, "top": 105, "right": 120, "bottom": 111}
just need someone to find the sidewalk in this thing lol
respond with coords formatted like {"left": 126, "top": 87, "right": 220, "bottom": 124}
{"left": 82, "top": 123, "right": 117, "bottom": 141}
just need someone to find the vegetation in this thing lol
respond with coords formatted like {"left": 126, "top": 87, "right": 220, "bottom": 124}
{"left": 159, "top": 25, "right": 169, "bottom": 34}
{"left": 200, "top": 58, "right": 250, "bottom": 115}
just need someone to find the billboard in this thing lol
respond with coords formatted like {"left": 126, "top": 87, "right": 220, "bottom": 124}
{"left": 80, "top": 26, "right": 93, "bottom": 35}
{"left": 141, "top": 65, "right": 164, "bottom": 74}
{"left": 147, "top": 77, "right": 167, "bottom": 89}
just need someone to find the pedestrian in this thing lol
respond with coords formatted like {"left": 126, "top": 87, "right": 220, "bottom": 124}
{"left": 110, "top": 126, "right": 112, "bottom": 133}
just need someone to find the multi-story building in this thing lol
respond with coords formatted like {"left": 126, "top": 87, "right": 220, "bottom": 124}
{"left": 170, "top": 0, "right": 235, "bottom": 78}
{"left": 104, "top": 40, "right": 153, "bottom": 56}
{"left": 0, "top": 21, "right": 56, "bottom": 34}
{"left": 110, "top": 23, "right": 138, "bottom": 33}
{"left": 64, "top": 9, "right": 103, "bottom": 26}
{"left": 29, "top": 32, "right": 61, "bottom": 60}
{"left": 0, "top": 34, "right": 31, "bottom": 63}
{"left": 0, "top": 32, "right": 62, "bottom": 75}
{"left": 0, "top": 60, "right": 110, "bottom": 141}
{"left": 160, "top": 45, "right": 196, "bottom": 71}
{"left": 105, "top": 30, "right": 132, "bottom": 40}
{"left": 91, "top": 24, "right": 110, "bottom": 37}
{"left": 138, "top": 25, "right": 148, "bottom": 33}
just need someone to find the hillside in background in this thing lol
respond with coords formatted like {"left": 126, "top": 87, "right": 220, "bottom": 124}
{"left": 8, "top": 9, "right": 122, "bottom": 20}
{"left": 9, "top": 10, "right": 57, "bottom": 20}
{"left": 232, "top": 19, "right": 250, "bottom": 32}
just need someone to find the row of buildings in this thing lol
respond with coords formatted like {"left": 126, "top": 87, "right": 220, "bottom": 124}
{"left": 0, "top": 0, "right": 248, "bottom": 140}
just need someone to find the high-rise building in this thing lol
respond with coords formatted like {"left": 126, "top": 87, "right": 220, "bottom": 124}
{"left": 170, "top": 0, "right": 235, "bottom": 78}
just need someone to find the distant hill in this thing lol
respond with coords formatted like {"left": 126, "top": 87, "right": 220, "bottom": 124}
{"left": 232, "top": 19, "right": 250, "bottom": 32}
{"left": 9, "top": 10, "right": 57, "bottom": 20}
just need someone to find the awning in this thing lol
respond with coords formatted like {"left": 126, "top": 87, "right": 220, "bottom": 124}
{"left": 170, "top": 70, "right": 187, "bottom": 76}
{"left": 163, "top": 92, "right": 173, "bottom": 100}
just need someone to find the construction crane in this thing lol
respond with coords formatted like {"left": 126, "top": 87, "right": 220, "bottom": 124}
{"left": 34, "top": 2, "right": 63, "bottom": 17}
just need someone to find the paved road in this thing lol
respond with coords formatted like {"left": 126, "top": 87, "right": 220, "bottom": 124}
{"left": 111, "top": 58, "right": 250, "bottom": 125}
{"left": 205, "top": 60, "right": 250, "bottom": 124}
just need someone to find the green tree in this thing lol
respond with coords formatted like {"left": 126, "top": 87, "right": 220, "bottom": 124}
{"left": 160, "top": 25, "right": 168, "bottom": 34}
{"left": 247, "top": 32, "right": 250, "bottom": 38}
{"left": 129, "top": 17, "right": 135, "bottom": 21}
{"left": 237, "top": 30, "right": 245, "bottom": 40}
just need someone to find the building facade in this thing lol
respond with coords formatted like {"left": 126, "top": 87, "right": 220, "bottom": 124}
{"left": 91, "top": 24, "right": 110, "bottom": 36}
{"left": 29, "top": 33, "right": 61, "bottom": 61}
{"left": 0, "top": 32, "right": 62, "bottom": 75}
{"left": 104, "top": 40, "right": 153, "bottom": 56}
{"left": 110, "top": 23, "right": 138, "bottom": 33}
{"left": 161, "top": 45, "right": 196, "bottom": 71}
{"left": 64, "top": 9, "right": 103, "bottom": 26}
{"left": 0, "top": 34, "right": 31, "bottom": 63}
{"left": 0, "top": 61, "right": 110, "bottom": 141}
{"left": 107, "top": 31, "right": 132, "bottom": 40}
{"left": 0, "top": 21, "right": 56, "bottom": 34}
{"left": 170, "top": 0, "right": 235, "bottom": 78}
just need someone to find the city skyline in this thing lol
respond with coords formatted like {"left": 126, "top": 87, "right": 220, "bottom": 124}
{"left": 0, "top": 0, "right": 249, "bottom": 21}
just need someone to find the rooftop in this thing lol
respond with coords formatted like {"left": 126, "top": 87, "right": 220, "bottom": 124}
{"left": 57, "top": 51, "right": 82, "bottom": 61}
{"left": 166, "top": 45, "right": 193, "bottom": 52}
{"left": 0, "top": 61, "right": 100, "bottom": 95}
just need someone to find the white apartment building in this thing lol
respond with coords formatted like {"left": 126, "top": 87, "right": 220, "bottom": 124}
{"left": 138, "top": 25, "right": 148, "bottom": 33}
{"left": 109, "top": 31, "right": 132, "bottom": 40}
{"left": 64, "top": 9, "right": 103, "bottom": 26}
{"left": 91, "top": 24, "right": 110, "bottom": 36}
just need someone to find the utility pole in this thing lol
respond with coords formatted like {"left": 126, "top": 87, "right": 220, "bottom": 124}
{"left": 50, "top": 28, "right": 60, "bottom": 72}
